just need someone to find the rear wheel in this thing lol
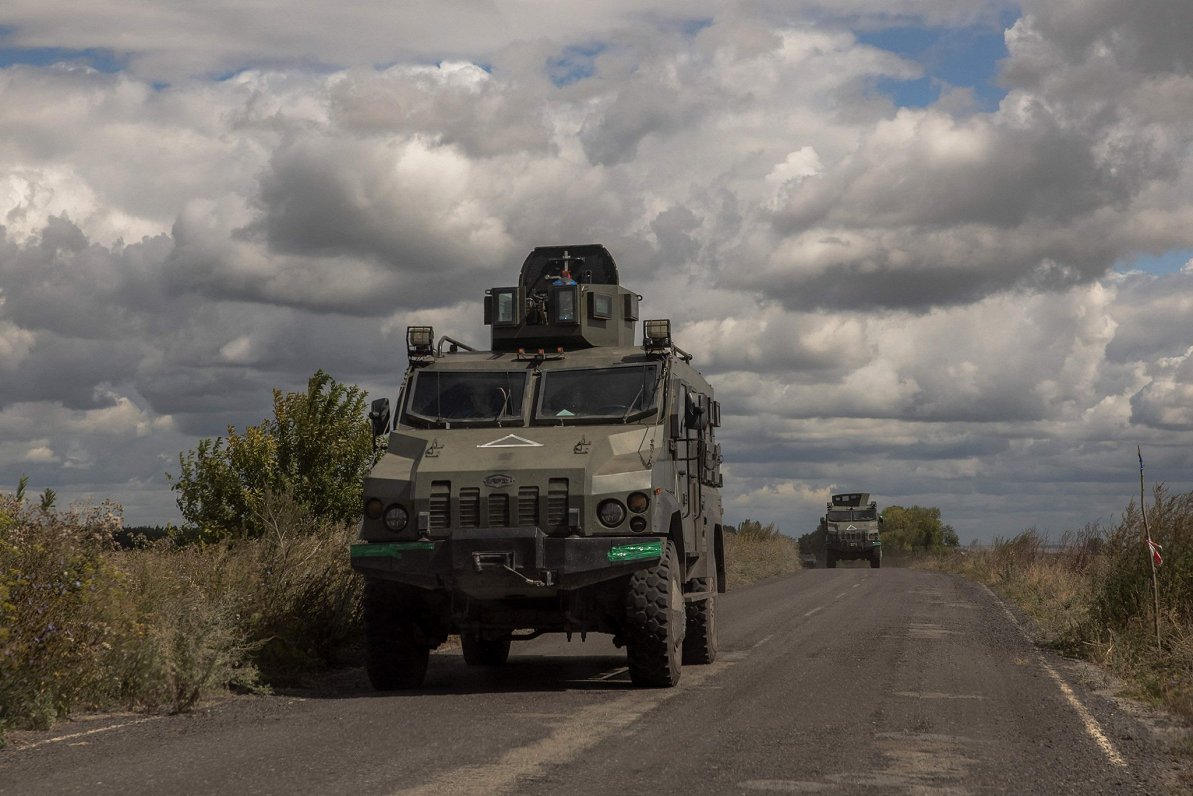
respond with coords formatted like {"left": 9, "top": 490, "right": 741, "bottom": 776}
{"left": 461, "top": 633, "right": 511, "bottom": 666}
{"left": 682, "top": 577, "right": 717, "bottom": 665}
{"left": 625, "top": 540, "right": 685, "bottom": 687}
{"left": 363, "top": 581, "right": 430, "bottom": 690}
{"left": 826, "top": 551, "right": 837, "bottom": 568}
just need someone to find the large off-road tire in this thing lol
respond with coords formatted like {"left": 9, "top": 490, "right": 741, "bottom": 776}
{"left": 363, "top": 580, "right": 430, "bottom": 690}
{"left": 625, "top": 540, "right": 685, "bottom": 687}
{"left": 682, "top": 577, "right": 717, "bottom": 665}
{"left": 826, "top": 551, "right": 837, "bottom": 568}
{"left": 461, "top": 633, "right": 511, "bottom": 666}
{"left": 870, "top": 549, "right": 882, "bottom": 569}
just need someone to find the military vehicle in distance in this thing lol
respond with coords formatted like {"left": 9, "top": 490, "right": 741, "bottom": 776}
{"left": 350, "top": 244, "right": 725, "bottom": 689}
{"left": 821, "top": 492, "right": 883, "bottom": 568}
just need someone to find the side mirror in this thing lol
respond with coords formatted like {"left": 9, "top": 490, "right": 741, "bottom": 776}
{"left": 878, "top": 515, "right": 885, "bottom": 526}
{"left": 369, "top": 398, "right": 391, "bottom": 448}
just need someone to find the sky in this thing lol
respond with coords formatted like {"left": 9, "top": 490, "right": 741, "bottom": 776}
{"left": 2, "top": 0, "right": 1193, "bottom": 544}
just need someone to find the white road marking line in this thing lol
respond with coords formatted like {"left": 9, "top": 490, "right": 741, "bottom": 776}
{"left": 893, "top": 691, "right": 988, "bottom": 700}
{"left": 981, "top": 584, "right": 1127, "bottom": 769}
{"left": 852, "top": 583, "right": 860, "bottom": 589}
{"left": 803, "top": 606, "right": 823, "bottom": 618}
{"left": 16, "top": 717, "right": 158, "bottom": 750}
{"left": 835, "top": 592, "right": 849, "bottom": 599}
{"left": 753, "top": 633, "right": 776, "bottom": 648}
{"left": 396, "top": 659, "right": 736, "bottom": 795}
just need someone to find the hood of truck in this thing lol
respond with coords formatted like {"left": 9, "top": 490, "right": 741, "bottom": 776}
{"left": 363, "top": 423, "right": 666, "bottom": 539}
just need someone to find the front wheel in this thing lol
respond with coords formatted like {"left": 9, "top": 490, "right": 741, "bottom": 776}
{"left": 870, "top": 549, "right": 881, "bottom": 569}
{"left": 625, "top": 540, "right": 685, "bottom": 687}
{"left": 363, "top": 581, "right": 430, "bottom": 690}
{"left": 461, "top": 633, "right": 511, "bottom": 666}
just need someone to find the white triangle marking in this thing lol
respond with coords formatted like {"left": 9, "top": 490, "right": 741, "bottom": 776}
{"left": 478, "top": 434, "right": 543, "bottom": 448}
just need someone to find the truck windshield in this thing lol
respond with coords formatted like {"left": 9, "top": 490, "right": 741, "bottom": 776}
{"left": 536, "top": 364, "right": 660, "bottom": 422}
{"left": 827, "top": 508, "right": 878, "bottom": 522}
{"left": 405, "top": 370, "right": 526, "bottom": 426}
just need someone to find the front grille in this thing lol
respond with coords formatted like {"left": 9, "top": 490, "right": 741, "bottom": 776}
{"left": 547, "top": 478, "right": 569, "bottom": 529}
{"left": 488, "top": 493, "right": 510, "bottom": 526}
{"left": 430, "top": 481, "right": 451, "bottom": 529}
{"left": 425, "top": 480, "right": 561, "bottom": 530}
{"left": 459, "top": 487, "right": 480, "bottom": 527}
{"left": 518, "top": 486, "right": 539, "bottom": 527}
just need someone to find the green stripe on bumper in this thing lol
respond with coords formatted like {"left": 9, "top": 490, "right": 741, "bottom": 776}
{"left": 608, "top": 539, "right": 663, "bottom": 563}
{"left": 351, "top": 541, "right": 436, "bottom": 558}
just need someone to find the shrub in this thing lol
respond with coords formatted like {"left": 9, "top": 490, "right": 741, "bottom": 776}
{"left": 0, "top": 494, "right": 135, "bottom": 731}
{"left": 238, "top": 492, "right": 363, "bottom": 681}
{"left": 171, "top": 370, "right": 373, "bottom": 540}
{"left": 1, "top": 483, "right": 363, "bottom": 740}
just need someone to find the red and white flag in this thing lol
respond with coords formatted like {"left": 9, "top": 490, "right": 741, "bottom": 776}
{"left": 1147, "top": 537, "right": 1163, "bottom": 567}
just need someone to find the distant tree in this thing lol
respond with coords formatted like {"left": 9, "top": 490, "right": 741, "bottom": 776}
{"left": 881, "top": 505, "right": 959, "bottom": 552}
{"left": 170, "top": 370, "right": 373, "bottom": 539}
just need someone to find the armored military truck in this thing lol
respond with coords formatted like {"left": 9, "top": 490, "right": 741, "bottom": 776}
{"left": 350, "top": 244, "right": 726, "bottom": 689}
{"left": 821, "top": 492, "right": 883, "bottom": 568}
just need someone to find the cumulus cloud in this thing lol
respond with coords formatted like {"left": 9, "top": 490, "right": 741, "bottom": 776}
{"left": 1, "top": 1, "right": 1192, "bottom": 539}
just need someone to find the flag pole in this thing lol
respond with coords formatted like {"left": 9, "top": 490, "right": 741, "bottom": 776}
{"left": 1138, "top": 445, "right": 1161, "bottom": 647}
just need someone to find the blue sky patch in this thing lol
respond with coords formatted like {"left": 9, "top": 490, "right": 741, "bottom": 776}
{"left": 1115, "top": 248, "right": 1193, "bottom": 275}
{"left": 0, "top": 32, "right": 127, "bottom": 73}
{"left": 548, "top": 42, "right": 608, "bottom": 87}
{"left": 860, "top": 23, "right": 1010, "bottom": 111}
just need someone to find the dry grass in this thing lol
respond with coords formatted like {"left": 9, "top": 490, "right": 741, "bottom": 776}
{"left": 926, "top": 490, "right": 1193, "bottom": 723}
{"left": 724, "top": 521, "right": 802, "bottom": 589}
{"left": 0, "top": 491, "right": 360, "bottom": 744}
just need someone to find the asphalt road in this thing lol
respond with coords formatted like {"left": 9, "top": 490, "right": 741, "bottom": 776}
{"left": 2, "top": 567, "right": 1188, "bottom": 795}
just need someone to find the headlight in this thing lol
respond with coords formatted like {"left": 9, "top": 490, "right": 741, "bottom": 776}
{"left": 597, "top": 499, "right": 627, "bottom": 528}
{"left": 384, "top": 504, "right": 409, "bottom": 531}
{"left": 365, "top": 498, "right": 383, "bottom": 519}
{"left": 630, "top": 516, "right": 648, "bottom": 532}
{"left": 627, "top": 491, "right": 650, "bottom": 514}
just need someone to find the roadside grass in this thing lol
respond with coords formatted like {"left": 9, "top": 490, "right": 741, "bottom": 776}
{"left": 724, "top": 520, "right": 802, "bottom": 588}
{"left": 923, "top": 487, "right": 1193, "bottom": 724}
{"left": 2, "top": 497, "right": 789, "bottom": 743}
{"left": 0, "top": 491, "right": 360, "bottom": 745}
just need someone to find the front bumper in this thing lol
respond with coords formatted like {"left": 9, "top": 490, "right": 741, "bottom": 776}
{"left": 827, "top": 539, "right": 880, "bottom": 556}
{"left": 350, "top": 528, "right": 663, "bottom": 597}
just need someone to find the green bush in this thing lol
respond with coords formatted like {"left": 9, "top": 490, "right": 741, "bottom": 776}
{"left": 0, "top": 494, "right": 137, "bottom": 732}
{"left": 171, "top": 370, "right": 373, "bottom": 540}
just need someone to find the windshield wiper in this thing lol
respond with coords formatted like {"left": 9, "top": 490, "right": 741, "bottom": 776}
{"left": 495, "top": 387, "right": 511, "bottom": 427}
{"left": 621, "top": 384, "right": 645, "bottom": 423}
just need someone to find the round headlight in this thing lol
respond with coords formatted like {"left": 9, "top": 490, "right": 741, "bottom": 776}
{"left": 365, "top": 498, "right": 383, "bottom": 519}
{"left": 630, "top": 516, "right": 648, "bottom": 532}
{"left": 383, "top": 504, "right": 409, "bottom": 531}
{"left": 597, "top": 499, "right": 627, "bottom": 528}
{"left": 627, "top": 491, "right": 650, "bottom": 514}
